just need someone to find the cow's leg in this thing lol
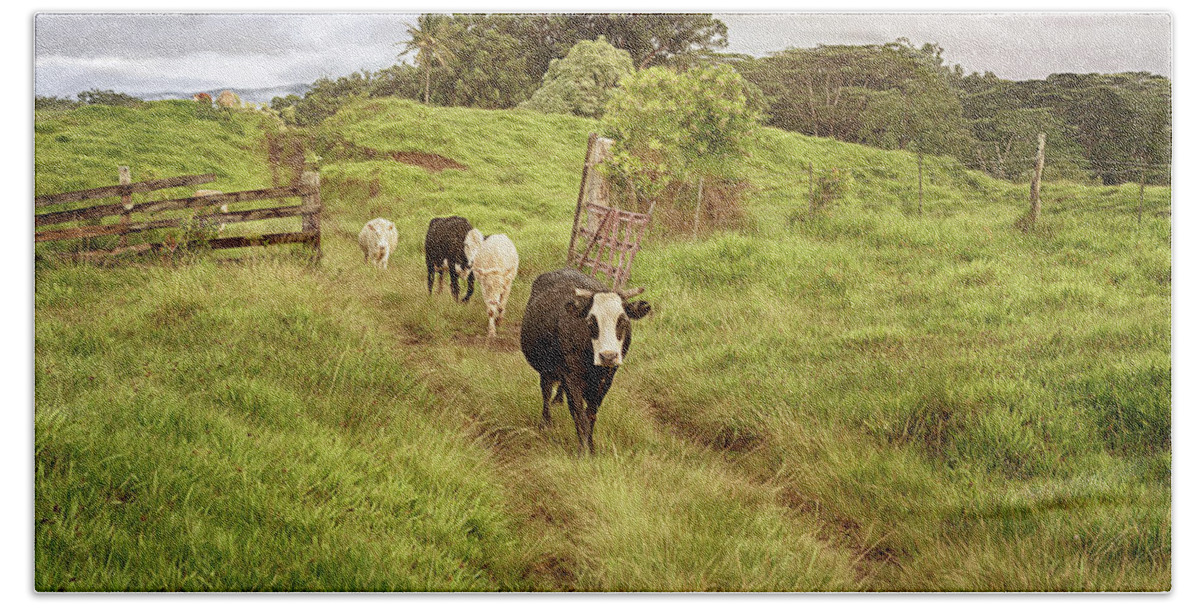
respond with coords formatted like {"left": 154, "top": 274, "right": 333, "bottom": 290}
{"left": 427, "top": 262, "right": 435, "bottom": 294}
{"left": 462, "top": 270, "right": 475, "bottom": 303}
{"left": 449, "top": 270, "right": 461, "bottom": 301}
{"left": 584, "top": 396, "right": 605, "bottom": 455}
{"left": 562, "top": 378, "right": 592, "bottom": 455}
{"left": 496, "top": 282, "right": 512, "bottom": 328}
{"left": 437, "top": 268, "right": 445, "bottom": 294}
{"left": 539, "top": 375, "right": 557, "bottom": 428}
{"left": 581, "top": 369, "right": 615, "bottom": 455}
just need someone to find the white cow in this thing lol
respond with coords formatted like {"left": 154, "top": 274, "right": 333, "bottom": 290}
{"left": 358, "top": 218, "right": 399, "bottom": 270}
{"left": 470, "top": 234, "right": 519, "bottom": 338}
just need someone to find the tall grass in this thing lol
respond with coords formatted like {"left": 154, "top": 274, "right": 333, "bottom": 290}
{"left": 34, "top": 98, "right": 1170, "bottom": 591}
{"left": 35, "top": 259, "right": 530, "bottom": 591}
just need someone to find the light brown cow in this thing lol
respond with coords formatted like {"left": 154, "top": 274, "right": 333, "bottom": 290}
{"left": 470, "top": 234, "right": 519, "bottom": 338}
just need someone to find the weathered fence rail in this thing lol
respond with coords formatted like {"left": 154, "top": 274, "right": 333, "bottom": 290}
{"left": 34, "top": 173, "right": 218, "bottom": 208}
{"left": 34, "top": 168, "right": 321, "bottom": 260}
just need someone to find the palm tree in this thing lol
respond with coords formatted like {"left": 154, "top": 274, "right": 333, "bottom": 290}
{"left": 398, "top": 14, "right": 456, "bottom": 105}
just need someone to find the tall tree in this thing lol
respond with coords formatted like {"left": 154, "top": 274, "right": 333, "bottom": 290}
{"left": 398, "top": 14, "right": 456, "bottom": 104}
{"left": 960, "top": 71, "right": 1172, "bottom": 184}
{"left": 586, "top": 13, "right": 729, "bottom": 69}
{"left": 740, "top": 40, "right": 972, "bottom": 156}
{"left": 439, "top": 14, "right": 729, "bottom": 81}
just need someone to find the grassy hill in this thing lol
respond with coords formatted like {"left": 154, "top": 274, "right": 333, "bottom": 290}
{"left": 34, "top": 98, "right": 1171, "bottom": 591}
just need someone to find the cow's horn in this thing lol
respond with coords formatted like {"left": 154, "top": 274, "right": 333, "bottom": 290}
{"left": 574, "top": 288, "right": 595, "bottom": 299}
{"left": 617, "top": 286, "right": 645, "bottom": 299}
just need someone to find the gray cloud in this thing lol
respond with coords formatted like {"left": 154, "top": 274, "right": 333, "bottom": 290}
{"left": 34, "top": 13, "right": 418, "bottom": 98}
{"left": 718, "top": 12, "right": 1172, "bottom": 80}
{"left": 33, "top": 12, "right": 1172, "bottom": 100}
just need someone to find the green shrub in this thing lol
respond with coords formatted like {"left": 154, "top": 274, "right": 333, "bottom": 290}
{"left": 603, "top": 64, "right": 764, "bottom": 208}
{"left": 519, "top": 37, "right": 633, "bottom": 119}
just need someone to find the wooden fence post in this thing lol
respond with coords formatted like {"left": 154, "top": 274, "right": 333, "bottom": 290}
{"left": 1028, "top": 133, "right": 1046, "bottom": 227}
{"left": 917, "top": 153, "right": 924, "bottom": 215}
{"left": 1138, "top": 164, "right": 1146, "bottom": 224}
{"left": 118, "top": 166, "right": 132, "bottom": 247}
{"left": 808, "top": 162, "right": 815, "bottom": 215}
{"left": 692, "top": 177, "right": 704, "bottom": 239}
{"left": 300, "top": 171, "right": 321, "bottom": 261}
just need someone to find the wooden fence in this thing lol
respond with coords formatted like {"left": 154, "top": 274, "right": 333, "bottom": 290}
{"left": 35, "top": 168, "right": 321, "bottom": 261}
{"left": 566, "top": 133, "right": 652, "bottom": 290}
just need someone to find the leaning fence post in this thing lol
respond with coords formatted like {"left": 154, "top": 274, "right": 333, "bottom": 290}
{"left": 568, "top": 133, "right": 598, "bottom": 265}
{"left": 300, "top": 171, "right": 321, "bottom": 261}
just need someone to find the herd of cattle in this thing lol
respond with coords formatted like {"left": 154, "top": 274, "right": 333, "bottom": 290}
{"left": 357, "top": 215, "right": 654, "bottom": 454}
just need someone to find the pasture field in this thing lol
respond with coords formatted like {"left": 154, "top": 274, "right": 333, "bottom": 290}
{"left": 33, "top": 99, "right": 1171, "bottom": 591}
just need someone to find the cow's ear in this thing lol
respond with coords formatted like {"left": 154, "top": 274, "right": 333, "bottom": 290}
{"left": 625, "top": 300, "right": 652, "bottom": 320}
{"left": 567, "top": 289, "right": 594, "bottom": 316}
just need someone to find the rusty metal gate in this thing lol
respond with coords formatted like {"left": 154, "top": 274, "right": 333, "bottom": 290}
{"left": 566, "top": 133, "right": 652, "bottom": 290}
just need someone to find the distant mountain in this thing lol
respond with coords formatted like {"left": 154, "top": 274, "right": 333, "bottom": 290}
{"left": 136, "top": 83, "right": 313, "bottom": 105}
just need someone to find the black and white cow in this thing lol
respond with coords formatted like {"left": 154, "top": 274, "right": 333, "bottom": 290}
{"left": 424, "top": 216, "right": 482, "bottom": 302}
{"left": 519, "top": 268, "right": 652, "bottom": 454}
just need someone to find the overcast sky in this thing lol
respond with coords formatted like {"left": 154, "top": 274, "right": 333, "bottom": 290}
{"left": 32, "top": 11, "right": 1172, "bottom": 101}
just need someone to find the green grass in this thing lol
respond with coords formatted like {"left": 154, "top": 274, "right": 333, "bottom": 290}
{"left": 34, "top": 98, "right": 1170, "bottom": 591}
{"left": 35, "top": 260, "right": 529, "bottom": 591}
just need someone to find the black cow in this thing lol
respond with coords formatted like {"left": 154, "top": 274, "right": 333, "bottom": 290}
{"left": 424, "top": 216, "right": 479, "bottom": 302}
{"left": 519, "top": 268, "right": 652, "bottom": 454}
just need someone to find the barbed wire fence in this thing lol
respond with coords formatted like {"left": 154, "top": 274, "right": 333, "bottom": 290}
{"left": 781, "top": 138, "right": 1171, "bottom": 226}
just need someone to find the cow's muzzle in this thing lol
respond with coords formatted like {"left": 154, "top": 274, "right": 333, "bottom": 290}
{"left": 597, "top": 350, "right": 621, "bottom": 367}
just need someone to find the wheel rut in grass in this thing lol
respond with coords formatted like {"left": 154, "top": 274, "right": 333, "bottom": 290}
{"left": 641, "top": 394, "right": 905, "bottom": 586}
{"left": 377, "top": 304, "right": 888, "bottom": 589}
{"left": 349, "top": 263, "right": 887, "bottom": 590}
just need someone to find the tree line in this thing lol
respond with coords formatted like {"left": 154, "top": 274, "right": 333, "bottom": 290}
{"left": 264, "top": 14, "right": 1169, "bottom": 187}
{"left": 35, "top": 14, "right": 1169, "bottom": 187}
{"left": 736, "top": 39, "right": 1170, "bottom": 186}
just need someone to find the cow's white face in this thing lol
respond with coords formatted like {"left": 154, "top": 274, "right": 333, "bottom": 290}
{"left": 463, "top": 229, "right": 484, "bottom": 267}
{"left": 373, "top": 233, "right": 390, "bottom": 260}
{"left": 584, "top": 291, "right": 629, "bottom": 367}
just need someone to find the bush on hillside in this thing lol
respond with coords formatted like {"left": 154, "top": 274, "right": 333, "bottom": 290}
{"left": 518, "top": 36, "right": 634, "bottom": 119}
{"left": 602, "top": 64, "right": 763, "bottom": 222}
